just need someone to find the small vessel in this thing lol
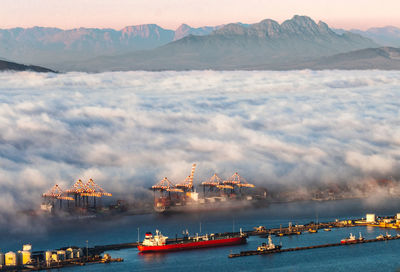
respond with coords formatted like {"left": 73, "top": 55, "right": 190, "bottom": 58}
{"left": 308, "top": 228, "right": 318, "bottom": 233}
{"left": 385, "top": 232, "right": 392, "bottom": 238}
{"left": 376, "top": 234, "right": 384, "bottom": 240}
{"left": 137, "top": 229, "right": 247, "bottom": 252}
{"left": 257, "top": 235, "right": 282, "bottom": 252}
{"left": 358, "top": 232, "right": 364, "bottom": 241}
{"left": 324, "top": 228, "right": 331, "bottom": 231}
{"left": 254, "top": 226, "right": 266, "bottom": 233}
{"left": 341, "top": 233, "right": 356, "bottom": 244}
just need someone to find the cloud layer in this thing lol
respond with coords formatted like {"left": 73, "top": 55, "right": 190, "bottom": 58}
{"left": 1, "top": 70, "right": 400, "bottom": 218}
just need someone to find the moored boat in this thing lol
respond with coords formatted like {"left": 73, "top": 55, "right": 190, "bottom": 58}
{"left": 257, "top": 235, "right": 282, "bottom": 252}
{"left": 341, "top": 233, "right": 356, "bottom": 244}
{"left": 137, "top": 229, "right": 247, "bottom": 252}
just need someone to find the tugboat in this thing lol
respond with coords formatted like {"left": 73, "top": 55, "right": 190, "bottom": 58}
{"left": 257, "top": 235, "right": 282, "bottom": 252}
{"left": 341, "top": 233, "right": 357, "bottom": 244}
{"left": 137, "top": 229, "right": 247, "bottom": 252}
{"left": 308, "top": 228, "right": 318, "bottom": 233}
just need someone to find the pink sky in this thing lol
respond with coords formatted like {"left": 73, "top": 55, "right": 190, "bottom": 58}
{"left": 1, "top": 0, "right": 399, "bottom": 30}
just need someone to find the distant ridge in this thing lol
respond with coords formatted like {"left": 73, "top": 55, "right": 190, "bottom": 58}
{"left": 350, "top": 26, "right": 400, "bottom": 47}
{"left": 0, "top": 24, "right": 208, "bottom": 66}
{"left": 59, "top": 15, "right": 379, "bottom": 72}
{"left": 173, "top": 24, "right": 220, "bottom": 41}
{"left": 301, "top": 47, "right": 400, "bottom": 70}
{"left": 0, "top": 59, "right": 55, "bottom": 72}
{"left": 3, "top": 15, "right": 400, "bottom": 72}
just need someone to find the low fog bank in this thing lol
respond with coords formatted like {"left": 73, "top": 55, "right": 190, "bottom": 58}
{"left": 0, "top": 70, "right": 400, "bottom": 224}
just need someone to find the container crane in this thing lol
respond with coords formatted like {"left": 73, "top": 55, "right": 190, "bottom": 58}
{"left": 152, "top": 177, "right": 183, "bottom": 193}
{"left": 201, "top": 173, "right": 224, "bottom": 197}
{"left": 176, "top": 163, "right": 197, "bottom": 192}
{"left": 42, "top": 184, "right": 74, "bottom": 209}
{"left": 66, "top": 179, "right": 87, "bottom": 207}
{"left": 81, "top": 178, "right": 112, "bottom": 208}
{"left": 152, "top": 177, "right": 183, "bottom": 212}
{"left": 223, "top": 172, "right": 255, "bottom": 196}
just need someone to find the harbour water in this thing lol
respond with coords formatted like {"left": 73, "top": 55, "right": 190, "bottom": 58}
{"left": 3, "top": 198, "right": 400, "bottom": 271}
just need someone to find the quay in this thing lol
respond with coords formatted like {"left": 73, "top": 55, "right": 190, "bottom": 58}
{"left": 3, "top": 213, "right": 400, "bottom": 270}
{"left": 228, "top": 235, "right": 400, "bottom": 258}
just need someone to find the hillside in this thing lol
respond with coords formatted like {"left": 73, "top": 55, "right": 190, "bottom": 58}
{"left": 0, "top": 59, "right": 55, "bottom": 72}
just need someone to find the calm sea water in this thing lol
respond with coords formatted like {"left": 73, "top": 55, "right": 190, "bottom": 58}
{"left": 3, "top": 198, "right": 400, "bottom": 271}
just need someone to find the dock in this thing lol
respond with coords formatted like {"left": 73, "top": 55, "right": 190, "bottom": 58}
{"left": 228, "top": 236, "right": 400, "bottom": 258}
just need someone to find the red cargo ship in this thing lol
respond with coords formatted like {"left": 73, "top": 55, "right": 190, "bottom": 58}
{"left": 137, "top": 229, "right": 247, "bottom": 252}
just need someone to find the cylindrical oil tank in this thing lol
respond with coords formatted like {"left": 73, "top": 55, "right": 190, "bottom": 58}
{"left": 5, "top": 252, "right": 17, "bottom": 266}
{"left": 0, "top": 252, "right": 5, "bottom": 266}
{"left": 22, "top": 244, "right": 32, "bottom": 251}
{"left": 366, "top": 213, "right": 376, "bottom": 223}
{"left": 20, "top": 251, "right": 31, "bottom": 265}
{"left": 76, "top": 248, "right": 83, "bottom": 258}
{"left": 57, "top": 250, "right": 66, "bottom": 261}
{"left": 66, "top": 248, "right": 73, "bottom": 259}
{"left": 45, "top": 251, "right": 52, "bottom": 265}
{"left": 51, "top": 253, "right": 58, "bottom": 262}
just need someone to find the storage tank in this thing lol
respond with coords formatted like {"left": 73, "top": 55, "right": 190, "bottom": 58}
{"left": 72, "top": 248, "right": 78, "bottom": 258}
{"left": 51, "top": 253, "right": 58, "bottom": 262}
{"left": 22, "top": 244, "right": 32, "bottom": 251}
{"left": 66, "top": 248, "right": 74, "bottom": 259}
{"left": 0, "top": 252, "right": 5, "bottom": 267}
{"left": 366, "top": 213, "right": 376, "bottom": 223}
{"left": 76, "top": 248, "right": 83, "bottom": 258}
{"left": 20, "top": 251, "right": 31, "bottom": 265}
{"left": 45, "top": 251, "right": 52, "bottom": 265}
{"left": 5, "top": 252, "right": 17, "bottom": 266}
{"left": 57, "top": 250, "right": 66, "bottom": 261}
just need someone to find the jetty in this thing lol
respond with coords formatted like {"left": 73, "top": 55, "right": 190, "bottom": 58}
{"left": 229, "top": 235, "right": 400, "bottom": 258}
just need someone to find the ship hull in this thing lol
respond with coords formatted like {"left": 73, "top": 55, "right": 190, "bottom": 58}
{"left": 138, "top": 236, "right": 246, "bottom": 252}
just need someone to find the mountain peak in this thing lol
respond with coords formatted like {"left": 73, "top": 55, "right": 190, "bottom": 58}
{"left": 211, "top": 15, "right": 337, "bottom": 39}
{"left": 174, "top": 24, "right": 221, "bottom": 40}
{"left": 212, "top": 23, "right": 247, "bottom": 36}
{"left": 176, "top": 24, "right": 191, "bottom": 31}
{"left": 281, "top": 15, "right": 321, "bottom": 35}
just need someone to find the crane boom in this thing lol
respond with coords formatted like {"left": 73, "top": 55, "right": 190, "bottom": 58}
{"left": 189, "top": 163, "right": 196, "bottom": 187}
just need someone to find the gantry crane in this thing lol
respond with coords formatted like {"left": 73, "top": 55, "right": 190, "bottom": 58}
{"left": 223, "top": 172, "right": 255, "bottom": 196}
{"left": 152, "top": 177, "right": 183, "bottom": 194}
{"left": 42, "top": 184, "right": 74, "bottom": 209}
{"left": 201, "top": 173, "right": 226, "bottom": 197}
{"left": 66, "top": 179, "right": 87, "bottom": 208}
{"left": 151, "top": 177, "right": 183, "bottom": 211}
{"left": 66, "top": 178, "right": 112, "bottom": 209}
{"left": 176, "top": 164, "right": 196, "bottom": 192}
{"left": 81, "top": 178, "right": 112, "bottom": 208}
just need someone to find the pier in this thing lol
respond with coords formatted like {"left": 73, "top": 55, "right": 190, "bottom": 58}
{"left": 228, "top": 236, "right": 400, "bottom": 258}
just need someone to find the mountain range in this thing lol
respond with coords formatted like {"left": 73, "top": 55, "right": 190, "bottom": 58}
{"left": 0, "top": 23, "right": 219, "bottom": 67}
{"left": 58, "top": 16, "right": 380, "bottom": 72}
{"left": 1, "top": 15, "right": 399, "bottom": 72}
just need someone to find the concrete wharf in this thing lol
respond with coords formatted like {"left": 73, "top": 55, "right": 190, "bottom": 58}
{"left": 228, "top": 235, "right": 400, "bottom": 258}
